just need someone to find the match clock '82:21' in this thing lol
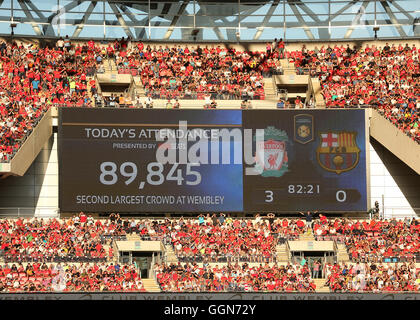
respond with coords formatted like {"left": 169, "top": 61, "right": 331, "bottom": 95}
{"left": 287, "top": 184, "right": 320, "bottom": 194}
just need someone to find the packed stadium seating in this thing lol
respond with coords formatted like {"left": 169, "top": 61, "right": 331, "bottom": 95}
{"left": 0, "top": 262, "right": 144, "bottom": 292}
{"left": 1, "top": 215, "right": 418, "bottom": 264}
{"left": 0, "top": 217, "right": 107, "bottom": 262}
{"left": 325, "top": 262, "right": 419, "bottom": 292}
{"left": 0, "top": 213, "right": 419, "bottom": 292}
{"left": 0, "top": 40, "right": 100, "bottom": 162}
{"left": 1, "top": 39, "right": 419, "bottom": 164}
{"left": 313, "top": 217, "right": 420, "bottom": 262}
{"left": 154, "top": 262, "right": 315, "bottom": 292}
{"left": 0, "top": 36, "right": 419, "bottom": 294}
{"left": 115, "top": 43, "right": 270, "bottom": 100}
{"left": 287, "top": 43, "right": 419, "bottom": 143}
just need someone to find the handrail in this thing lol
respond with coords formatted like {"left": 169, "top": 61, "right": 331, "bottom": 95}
{"left": 2, "top": 214, "right": 410, "bottom": 221}
{"left": 0, "top": 289, "right": 417, "bottom": 293}
{"left": 0, "top": 207, "right": 59, "bottom": 217}
{"left": 285, "top": 240, "right": 291, "bottom": 261}
{"left": 150, "top": 253, "right": 155, "bottom": 279}
{"left": 272, "top": 76, "right": 277, "bottom": 98}
{"left": 107, "top": 52, "right": 113, "bottom": 72}
{"left": 142, "top": 89, "right": 265, "bottom": 100}
{"left": 95, "top": 73, "right": 102, "bottom": 96}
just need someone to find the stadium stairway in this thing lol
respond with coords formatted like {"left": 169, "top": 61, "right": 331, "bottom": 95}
{"left": 133, "top": 76, "right": 145, "bottom": 96}
{"left": 336, "top": 243, "right": 351, "bottom": 263}
{"left": 263, "top": 78, "right": 277, "bottom": 101}
{"left": 142, "top": 278, "right": 161, "bottom": 292}
{"left": 275, "top": 243, "right": 290, "bottom": 263}
{"left": 102, "top": 244, "right": 113, "bottom": 262}
{"left": 164, "top": 244, "right": 179, "bottom": 264}
{"left": 299, "top": 229, "right": 315, "bottom": 241}
{"left": 110, "top": 240, "right": 119, "bottom": 263}
{"left": 279, "top": 59, "right": 296, "bottom": 75}
{"left": 126, "top": 234, "right": 142, "bottom": 241}
{"left": 313, "top": 278, "right": 330, "bottom": 293}
{"left": 309, "top": 77, "right": 326, "bottom": 107}
{"left": 86, "top": 76, "right": 96, "bottom": 107}
{"left": 104, "top": 58, "right": 117, "bottom": 74}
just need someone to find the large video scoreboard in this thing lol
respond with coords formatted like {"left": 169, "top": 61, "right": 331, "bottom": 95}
{"left": 58, "top": 108, "right": 369, "bottom": 213}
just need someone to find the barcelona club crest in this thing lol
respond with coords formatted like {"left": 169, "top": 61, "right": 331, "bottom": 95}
{"left": 294, "top": 114, "right": 314, "bottom": 144}
{"left": 254, "top": 126, "right": 289, "bottom": 177}
{"left": 316, "top": 131, "right": 360, "bottom": 174}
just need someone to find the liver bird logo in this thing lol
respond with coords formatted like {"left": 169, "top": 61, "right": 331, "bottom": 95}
{"left": 254, "top": 126, "right": 290, "bottom": 177}
{"left": 268, "top": 153, "right": 279, "bottom": 169}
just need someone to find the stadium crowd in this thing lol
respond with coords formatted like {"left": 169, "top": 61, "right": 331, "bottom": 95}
{"left": 313, "top": 216, "right": 420, "bottom": 262}
{"left": 325, "top": 262, "right": 420, "bottom": 292}
{"left": 154, "top": 262, "right": 315, "bottom": 292}
{"left": 0, "top": 215, "right": 109, "bottom": 262}
{"left": 115, "top": 43, "right": 268, "bottom": 100}
{"left": 1, "top": 38, "right": 419, "bottom": 162}
{"left": 162, "top": 215, "right": 286, "bottom": 263}
{"left": 288, "top": 43, "right": 420, "bottom": 143}
{"left": 1, "top": 213, "right": 418, "bottom": 265}
{"left": 0, "top": 262, "right": 144, "bottom": 292}
{"left": 100, "top": 213, "right": 306, "bottom": 263}
{"left": 0, "top": 213, "right": 418, "bottom": 292}
{"left": 0, "top": 39, "right": 102, "bottom": 162}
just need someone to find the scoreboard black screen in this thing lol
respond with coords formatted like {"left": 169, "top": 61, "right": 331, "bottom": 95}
{"left": 58, "top": 108, "right": 368, "bottom": 212}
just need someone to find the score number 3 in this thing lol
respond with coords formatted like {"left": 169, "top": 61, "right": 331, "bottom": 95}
{"left": 265, "top": 190, "right": 274, "bottom": 203}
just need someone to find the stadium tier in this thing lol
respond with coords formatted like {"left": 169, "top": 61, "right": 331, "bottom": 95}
{"left": 0, "top": 214, "right": 419, "bottom": 292}
{"left": 288, "top": 43, "right": 419, "bottom": 143}
{"left": 0, "top": 2, "right": 419, "bottom": 299}
{"left": 0, "top": 39, "right": 418, "bottom": 165}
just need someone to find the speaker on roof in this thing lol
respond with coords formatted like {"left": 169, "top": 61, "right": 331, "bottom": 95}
{"left": 373, "top": 27, "right": 380, "bottom": 39}
{"left": 191, "top": 29, "right": 200, "bottom": 41}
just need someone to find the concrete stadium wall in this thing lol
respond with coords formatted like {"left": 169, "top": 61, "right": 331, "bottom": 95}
{"left": 0, "top": 133, "right": 59, "bottom": 217}
{"left": 11, "top": 108, "right": 52, "bottom": 176}
{"left": 0, "top": 108, "right": 53, "bottom": 177}
{"left": 0, "top": 292, "right": 418, "bottom": 300}
{"left": 288, "top": 241, "right": 334, "bottom": 252}
{"left": 370, "top": 110, "right": 420, "bottom": 175}
{"left": 369, "top": 138, "right": 420, "bottom": 218}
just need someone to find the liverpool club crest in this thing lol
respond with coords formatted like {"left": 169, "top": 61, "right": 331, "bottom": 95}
{"left": 254, "top": 126, "right": 289, "bottom": 177}
{"left": 316, "top": 131, "right": 360, "bottom": 174}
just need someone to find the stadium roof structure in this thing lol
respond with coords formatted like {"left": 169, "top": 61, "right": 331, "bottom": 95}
{"left": 0, "top": 0, "right": 418, "bottom": 41}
